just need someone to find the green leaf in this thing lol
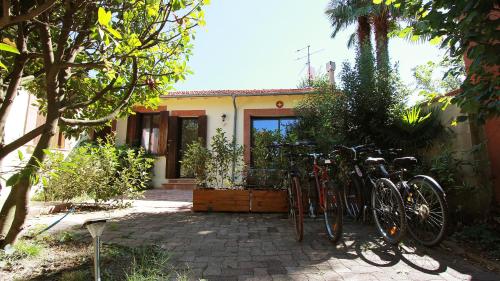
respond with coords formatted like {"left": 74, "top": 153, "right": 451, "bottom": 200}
{"left": 429, "top": 36, "right": 442, "bottom": 46}
{"left": 0, "top": 43, "right": 20, "bottom": 54}
{"left": 98, "top": 7, "right": 112, "bottom": 27}
{"left": 0, "top": 60, "right": 7, "bottom": 70}
{"left": 105, "top": 26, "right": 122, "bottom": 39}
{"left": 6, "top": 173, "right": 21, "bottom": 187}
{"left": 17, "top": 150, "right": 24, "bottom": 161}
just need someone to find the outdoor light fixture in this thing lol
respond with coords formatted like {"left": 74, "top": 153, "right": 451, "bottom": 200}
{"left": 221, "top": 113, "right": 227, "bottom": 122}
{"left": 84, "top": 218, "right": 107, "bottom": 281}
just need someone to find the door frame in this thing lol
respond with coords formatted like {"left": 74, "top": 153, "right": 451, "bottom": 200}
{"left": 166, "top": 110, "right": 207, "bottom": 179}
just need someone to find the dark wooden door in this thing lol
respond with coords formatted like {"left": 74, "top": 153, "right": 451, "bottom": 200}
{"left": 166, "top": 116, "right": 179, "bottom": 178}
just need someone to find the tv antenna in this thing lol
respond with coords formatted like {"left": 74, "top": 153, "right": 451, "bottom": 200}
{"left": 296, "top": 45, "right": 324, "bottom": 84}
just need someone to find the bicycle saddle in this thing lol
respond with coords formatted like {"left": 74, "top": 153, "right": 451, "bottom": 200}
{"left": 393, "top": 157, "right": 417, "bottom": 168}
{"left": 364, "top": 157, "right": 386, "bottom": 166}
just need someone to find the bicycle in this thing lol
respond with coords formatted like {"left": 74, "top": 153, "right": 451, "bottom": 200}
{"left": 335, "top": 144, "right": 407, "bottom": 245}
{"left": 384, "top": 150, "right": 449, "bottom": 247}
{"left": 268, "top": 141, "right": 308, "bottom": 242}
{"left": 305, "top": 152, "right": 343, "bottom": 243}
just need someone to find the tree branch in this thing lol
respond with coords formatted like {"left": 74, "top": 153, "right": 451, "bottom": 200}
{"left": 0, "top": 0, "right": 57, "bottom": 29}
{"left": 0, "top": 124, "right": 46, "bottom": 160}
{"left": 60, "top": 57, "right": 138, "bottom": 126}
{"left": 61, "top": 76, "right": 118, "bottom": 111}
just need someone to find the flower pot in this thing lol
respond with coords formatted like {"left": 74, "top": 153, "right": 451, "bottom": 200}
{"left": 192, "top": 189, "right": 250, "bottom": 212}
{"left": 250, "top": 189, "right": 288, "bottom": 213}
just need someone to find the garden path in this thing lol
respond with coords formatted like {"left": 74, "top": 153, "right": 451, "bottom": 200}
{"left": 22, "top": 190, "right": 500, "bottom": 280}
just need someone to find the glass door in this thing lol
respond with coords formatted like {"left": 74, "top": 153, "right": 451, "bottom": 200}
{"left": 177, "top": 118, "right": 199, "bottom": 177}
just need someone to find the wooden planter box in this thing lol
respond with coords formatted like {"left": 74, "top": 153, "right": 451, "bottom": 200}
{"left": 192, "top": 189, "right": 288, "bottom": 213}
{"left": 193, "top": 189, "right": 250, "bottom": 212}
{"left": 250, "top": 190, "right": 288, "bottom": 213}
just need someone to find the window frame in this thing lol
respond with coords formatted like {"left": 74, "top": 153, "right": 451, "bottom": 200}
{"left": 249, "top": 116, "right": 298, "bottom": 167}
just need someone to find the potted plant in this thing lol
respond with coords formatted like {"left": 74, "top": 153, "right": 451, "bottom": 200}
{"left": 183, "top": 129, "right": 249, "bottom": 212}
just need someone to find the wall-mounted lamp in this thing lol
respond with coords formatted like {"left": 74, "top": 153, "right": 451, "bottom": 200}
{"left": 221, "top": 114, "right": 227, "bottom": 122}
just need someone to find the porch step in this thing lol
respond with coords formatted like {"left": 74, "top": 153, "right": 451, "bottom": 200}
{"left": 162, "top": 179, "right": 197, "bottom": 190}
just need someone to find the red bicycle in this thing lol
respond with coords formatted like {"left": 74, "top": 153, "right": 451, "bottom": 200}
{"left": 306, "top": 152, "right": 343, "bottom": 243}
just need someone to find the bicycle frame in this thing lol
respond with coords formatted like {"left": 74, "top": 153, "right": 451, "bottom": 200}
{"left": 311, "top": 156, "right": 331, "bottom": 212}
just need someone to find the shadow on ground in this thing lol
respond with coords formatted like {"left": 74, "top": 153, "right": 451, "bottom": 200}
{"left": 47, "top": 211, "right": 500, "bottom": 281}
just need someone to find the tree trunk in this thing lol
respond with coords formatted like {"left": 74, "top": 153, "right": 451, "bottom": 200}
{"left": 357, "top": 16, "right": 371, "bottom": 49}
{"left": 373, "top": 13, "right": 390, "bottom": 75}
{"left": 0, "top": 115, "right": 58, "bottom": 247}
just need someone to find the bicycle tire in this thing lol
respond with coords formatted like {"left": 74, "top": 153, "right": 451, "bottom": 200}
{"left": 343, "top": 174, "right": 363, "bottom": 220}
{"left": 403, "top": 175, "right": 448, "bottom": 247}
{"left": 307, "top": 177, "right": 318, "bottom": 218}
{"left": 290, "top": 176, "right": 304, "bottom": 242}
{"left": 324, "top": 180, "right": 343, "bottom": 243}
{"left": 371, "top": 178, "right": 406, "bottom": 245}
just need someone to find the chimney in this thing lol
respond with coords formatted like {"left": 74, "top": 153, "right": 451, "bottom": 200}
{"left": 326, "top": 61, "right": 336, "bottom": 87}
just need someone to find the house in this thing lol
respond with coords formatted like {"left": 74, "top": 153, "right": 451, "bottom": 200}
{"left": 0, "top": 90, "right": 78, "bottom": 188}
{"left": 114, "top": 88, "right": 315, "bottom": 188}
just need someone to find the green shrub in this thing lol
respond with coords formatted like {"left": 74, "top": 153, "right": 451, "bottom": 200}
{"left": 36, "top": 137, "right": 154, "bottom": 206}
{"left": 181, "top": 128, "right": 244, "bottom": 189}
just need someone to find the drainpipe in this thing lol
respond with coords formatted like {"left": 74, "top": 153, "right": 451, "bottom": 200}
{"left": 231, "top": 94, "right": 238, "bottom": 183}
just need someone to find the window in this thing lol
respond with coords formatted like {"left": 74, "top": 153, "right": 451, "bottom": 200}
{"left": 140, "top": 113, "right": 160, "bottom": 154}
{"left": 250, "top": 117, "right": 298, "bottom": 166}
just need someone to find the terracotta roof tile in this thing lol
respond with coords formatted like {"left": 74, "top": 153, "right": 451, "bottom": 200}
{"left": 161, "top": 88, "right": 315, "bottom": 98}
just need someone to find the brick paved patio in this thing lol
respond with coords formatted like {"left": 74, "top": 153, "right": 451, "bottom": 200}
{"left": 98, "top": 212, "right": 499, "bottom": 281}
{"left": 27, "top": 190, "right": 500, "bottom": 280}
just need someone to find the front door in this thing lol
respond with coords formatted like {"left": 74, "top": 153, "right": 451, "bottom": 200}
{"left": 166, "top": 114, "right": 207, "bottom": 179}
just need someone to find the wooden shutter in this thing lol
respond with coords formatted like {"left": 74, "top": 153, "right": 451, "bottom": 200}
{"left": 158, "top": 111, "right": 169, "bottom": 156}
{"left": 126, "top": 114, "right": 139, "bottom": 146}
{"left": 166, "top": 115, "right": 179, "bottom": 178}
{"left": 197, "top": 115, "right": 207, "bottom": 147}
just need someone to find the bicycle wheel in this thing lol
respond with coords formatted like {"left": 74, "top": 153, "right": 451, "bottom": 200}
{"left": 371, "top": 178, "right": 406, "bottom": 245}
{"left": 343, "top": 174, "right": 363, "bottom": 220}
{"left": 324, "top": 181, "right": 343, "bottom": 243}
{"left": 307, "top": 176, "right": 318, "bottom": 218}
{"left": 289, "top": 176, "right": 304, "bottom": 242}
{"left": 403, "top": 175, "right": 448, "bottom": 247}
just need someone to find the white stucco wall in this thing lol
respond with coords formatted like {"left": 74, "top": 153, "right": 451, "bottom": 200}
{"left": 117, "top": 94, "right": 309, "bottom": 188}
{"left": 0, "top": 90, "right": 78, "bottom": 189}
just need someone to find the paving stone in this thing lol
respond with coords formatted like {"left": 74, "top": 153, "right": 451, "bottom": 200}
{"left": 22, "top": 190, "right": 500, "bottom": 281}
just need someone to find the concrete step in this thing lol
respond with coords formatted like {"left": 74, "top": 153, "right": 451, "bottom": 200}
{"left": 167, "top": 178, "right": 196, "bottom": 184}
{"left": 162, "top": 181, "right": 197, "bottom": 190}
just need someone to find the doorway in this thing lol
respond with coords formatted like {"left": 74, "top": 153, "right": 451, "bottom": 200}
{"left": 177, "top": 117, "right": 199, "bottom": 178}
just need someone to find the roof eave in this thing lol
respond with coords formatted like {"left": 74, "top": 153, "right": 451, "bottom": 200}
{"left": 160, "top": 90, "right": 316, "bottom": 99}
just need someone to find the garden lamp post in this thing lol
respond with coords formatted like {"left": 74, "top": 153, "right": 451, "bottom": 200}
{"left": 83, "top": 218, "right": 107, "bottom": 281}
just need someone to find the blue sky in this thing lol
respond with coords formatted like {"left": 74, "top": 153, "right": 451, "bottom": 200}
{"left": 175, "top": 0, "right": 445, "bottom": 91}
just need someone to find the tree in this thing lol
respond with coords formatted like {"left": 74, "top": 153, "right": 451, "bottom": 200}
{"left": 0, "top": 0, "right": 208, "bottom": 247}
{"left": 374, "top": 0, "right": 499, "bottom": 122}
{"left": 325, "top": 0, "right": 403, "bottom": 75}
{"left": 413, "top": 56, "right": 465, "bottom": 104}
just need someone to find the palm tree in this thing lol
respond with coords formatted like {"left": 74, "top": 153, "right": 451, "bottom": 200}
{"left": 325, "top": 0, "right": 402, "bottom": 73}
{"left": 326, "top": 0, "right": 372, "bottom": 49}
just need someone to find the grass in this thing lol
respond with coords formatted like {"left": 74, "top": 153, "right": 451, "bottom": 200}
{"left": 0, "top": 225, "right": 192, "bottom": 281}
{"left": 13, "top": 240, "right": 44, "bottom": 258}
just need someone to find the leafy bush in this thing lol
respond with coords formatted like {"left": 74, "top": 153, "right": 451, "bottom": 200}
{"left": 382, "top": 106, "right": 447, "bottom": 153}
{"left": 427, "top": 146, "right": 493, "bottom": 223}
{"left": 181, "top": 128, "right": 244, "bottom": 189}
{"left": 181, "top": 138, "right": 211, "bottom": 186}
{"left": 36, "top": 138, "right": 154, "bottom": 206}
